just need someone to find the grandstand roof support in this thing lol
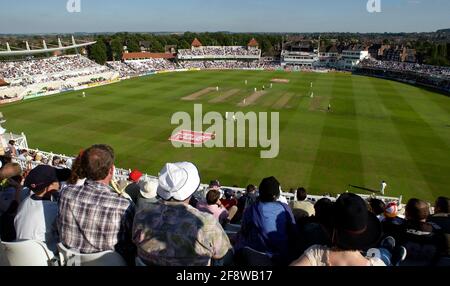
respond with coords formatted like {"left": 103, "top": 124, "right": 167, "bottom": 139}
{"left": 0, "top": 37, "right": 96, "bottom": 57}
{"left": 71, "top": 35, "right": 79, "bottom": 55}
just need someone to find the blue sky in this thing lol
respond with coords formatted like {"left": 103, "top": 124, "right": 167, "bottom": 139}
{"left": 0, "top": 0, "right": 449, "bottom": 34}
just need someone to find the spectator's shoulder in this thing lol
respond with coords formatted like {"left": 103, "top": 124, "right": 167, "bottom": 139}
{"left": 370, "top": 257, "right": 387, "bottom": 266}
{"left": 190, "top": 205, "right": 223, "bottom": 229}
{"left": 116, "top": 194, "right": 135, "bottom": 210}
{"left": 302, "top": 245, "right": 328, "bottom": 263}
{"left": 188, "top": 204, "right": 214, "bottom": 220}
{"left": 58, "top": 184, "right": 79, "bottom": 201}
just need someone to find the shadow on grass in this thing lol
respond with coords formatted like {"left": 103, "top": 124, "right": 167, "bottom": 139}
{"left": 348, "top": 185, "right": 380, "bottom": 194}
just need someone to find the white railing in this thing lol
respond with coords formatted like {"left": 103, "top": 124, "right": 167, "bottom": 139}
{"left": 7, "top": 133, "right": 403, "bottom": 205}
{"left": 12, "top": 153, "right": 402, "bottom": 205}
{"left": 16, "top": 147, "right": 156, "bottom": 183}
{"left": 1, "top": 132, "right": 28, "bottom": 149}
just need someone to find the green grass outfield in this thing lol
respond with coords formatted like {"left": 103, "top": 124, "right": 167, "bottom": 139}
{"left": 2, "top": 70, "right": 449, "bottom": 201}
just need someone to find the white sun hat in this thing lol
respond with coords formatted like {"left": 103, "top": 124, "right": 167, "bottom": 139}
{"left": 139, "top": 179, "right": 159, "bottom": 200}
{"left": 157, "top": 162, "right": 201, "bottom": 201}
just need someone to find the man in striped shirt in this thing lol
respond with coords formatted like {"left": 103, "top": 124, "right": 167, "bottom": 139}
{"left": 57, "top": 144, "right": 135, "bottom": 263}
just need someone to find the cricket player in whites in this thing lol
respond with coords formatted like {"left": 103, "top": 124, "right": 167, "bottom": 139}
{"left": 381, "top": 181, "right": 387, "bottom": 195}
{"left": 225, "top": 112, "right": 236, "bottom": 122}
{"left": 82, "top": 92, "right": 86, "bottom": 98}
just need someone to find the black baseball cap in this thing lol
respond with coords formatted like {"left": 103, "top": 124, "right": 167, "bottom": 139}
{"left": 24, "top": 165, "right": 59, "bottom": 193}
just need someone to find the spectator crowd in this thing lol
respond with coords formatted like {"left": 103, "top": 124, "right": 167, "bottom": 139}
{"left": 106, "top": 61, "right": 139, "bottom": 78}
{"left": 123, "top": 59, "right": 177, "bottom": 74}
{"left": 0, "top": 55, "right": 112, "bottom": 87}
{"left": 104, "top": 59, "right": 281, "bottom": 78}
{"left": 359, "top": 59, "right": 450, "bottom": 78}
{"left": 357, "top": 59, "right": 450, "bottom": 92}
{"left": 1, "top": 142, "right": 449, "bottom": 267}
{"left": 178, "top": 60, "right": 281, "bottom": 70}
{"left": 178, "top": 46, "right": 261, "bottom": 59}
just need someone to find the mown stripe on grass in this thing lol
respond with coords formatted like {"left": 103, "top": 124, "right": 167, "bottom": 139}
{"left": 353, "top": 76, "right": 431, "bottom": 200}
{"left": 368, "top": 77, "right": 448, "bottom": 200}
{"left": 308, "top": 73, "right": 365, "bottom": 195}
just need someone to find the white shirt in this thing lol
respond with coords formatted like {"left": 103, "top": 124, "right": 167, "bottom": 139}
{"left": 277, "top": 195, "right": 288, "bottom": 204}
{"left": 76, "top": 178, "right": 86, "bottom": 186}
{"left": 14, "top": 195, "right": 58, "bottom": 250}
{"left": 17, "top": 154, "right": 27, "bottom": 161}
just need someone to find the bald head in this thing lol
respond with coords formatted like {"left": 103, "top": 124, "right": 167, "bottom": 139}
{"left": 406, "top": 199, "right": 430, "bottom": 222}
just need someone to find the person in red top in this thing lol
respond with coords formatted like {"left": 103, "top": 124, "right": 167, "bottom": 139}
{"left": 125, "top": 169, "right": 143, "bottom": 204}
{"left": 221, "top": 189, "right": 238, "bottom": 210}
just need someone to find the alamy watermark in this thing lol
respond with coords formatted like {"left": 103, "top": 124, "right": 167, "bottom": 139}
{"left": 367, "top": 0, "right": 382, "bottom": 13}
{"left": 67, "top": 0, "right": 81, "bottom": 13}
{"left": 170, "top": 104, "right": 280, "bottom": 159}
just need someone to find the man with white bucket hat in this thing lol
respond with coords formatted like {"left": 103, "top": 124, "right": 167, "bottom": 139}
{"left": 133, "top": 162, "right": 233, "bottom": 266}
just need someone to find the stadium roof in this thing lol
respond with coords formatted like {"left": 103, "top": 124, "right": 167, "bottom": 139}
{"left": 0, "top": 41, "right": 96, "bottom": 57}
{"left": 248, "top": 38, "right": 259, "bottom": 47}
{"left": 191, "top": 38, "right": 203, "bottom": 48}
{"left": 122, "top": 52, "right": 176, "bottom": 60}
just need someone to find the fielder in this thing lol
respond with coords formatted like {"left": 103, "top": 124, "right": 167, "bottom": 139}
{"left": 82, "top": 92, "right": 86, "bottom": 98}
{"left": 381, "top": 181, "right": 387, "bottom": 195}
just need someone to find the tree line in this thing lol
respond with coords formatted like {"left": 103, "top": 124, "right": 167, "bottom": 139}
{"left": 2, "top": 32, "right": 448, "bottom": 67}
{"left": 87, "top": 32, "right": 282, "bottom": 64}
